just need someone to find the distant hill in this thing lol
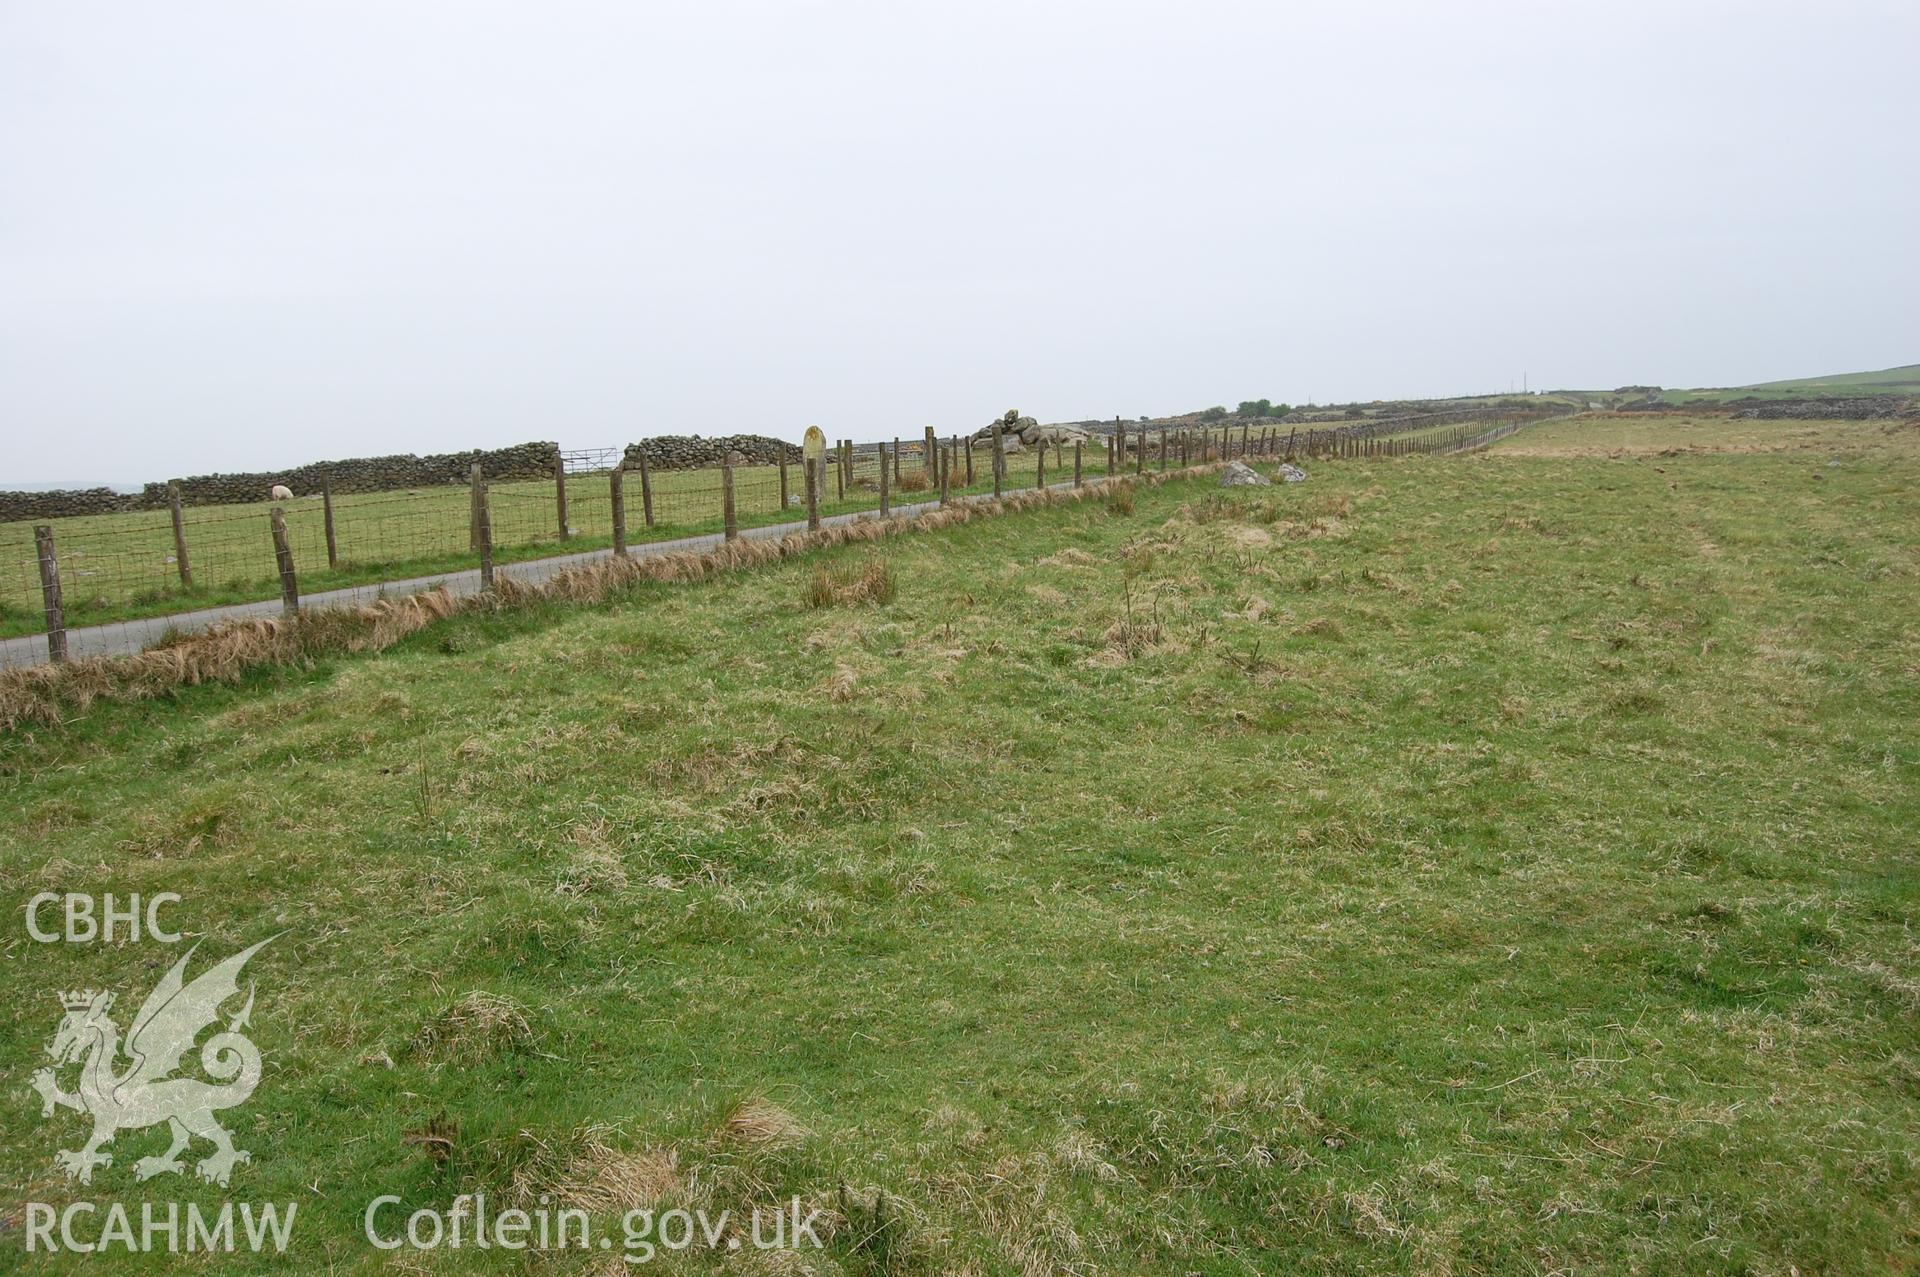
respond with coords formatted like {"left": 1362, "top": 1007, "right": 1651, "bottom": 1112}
{"left": 1737, "top": 363, "right": 1920, "bottom": 395}
{"left": 1554, "top": 364, "right": 1919, "bottom": 407}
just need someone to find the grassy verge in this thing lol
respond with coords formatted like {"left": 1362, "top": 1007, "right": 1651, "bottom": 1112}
{"left": 3, "top": 425, "right": 1915, "bottom": 1273}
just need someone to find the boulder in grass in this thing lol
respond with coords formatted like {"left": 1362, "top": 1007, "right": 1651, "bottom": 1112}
{"left": 1279, "top": 463, "right": 1308, "bottom": 484}
{"left": 1219, "top": 460, "right": 1270, "bottom": 487}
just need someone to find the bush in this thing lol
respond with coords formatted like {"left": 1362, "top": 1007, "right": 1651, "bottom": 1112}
{"left": 1200, "top": 406, "right": 1228, "bottom": 421}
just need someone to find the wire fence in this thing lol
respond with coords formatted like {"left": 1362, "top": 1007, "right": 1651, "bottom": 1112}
{"left": 1, "top": 408, "right": 1547, "bottom": 664}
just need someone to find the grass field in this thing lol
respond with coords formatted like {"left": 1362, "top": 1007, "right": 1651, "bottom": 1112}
{"left": 1491, "top": 413, "right": 1920, "bottom": 456}
{"left": 3, "top": 417, "right": 1915, "bottom": 1273}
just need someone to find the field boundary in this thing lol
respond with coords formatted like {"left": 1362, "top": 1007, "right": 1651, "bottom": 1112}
{"left": 1, "top": 409, "right": 1547, "bottom": 644}
{"left": 1, "top": 489, "right": 964, "bottom": 670}
{"left": 0, "top": 466, "right": 1223, "bottom": 730}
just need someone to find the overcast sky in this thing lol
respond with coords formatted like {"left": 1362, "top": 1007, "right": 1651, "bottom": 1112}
{"left": 3, "top": 1, "right": 1916, "bottom": 484}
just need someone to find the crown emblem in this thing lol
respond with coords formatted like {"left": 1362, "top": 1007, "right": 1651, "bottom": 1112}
{"left": 60, "top": 990, "right": 109, "bottom": 1011}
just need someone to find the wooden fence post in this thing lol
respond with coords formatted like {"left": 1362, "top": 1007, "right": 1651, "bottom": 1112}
{"left": 320, "top": 474, "right": 338, "bottom": 569}
{"left": 1035, "top": 438, "right": 1046, "bottom": 491}
{"left": 637, "top": 450, "right": 655, "bottom": 527}
{"left": 834, "top": 442, "right": 845, "bottom": 502}
{"left": 923, "top": 425, "right": 937, "bottom": 478}
{"left": 939, "top": 444, "right": 950, "bottom": 506}
{"left": 34, "top": 525, "right": 66, "bottom": 664}
{"left": 610, "top": 464, "right": 627, "bottom": 556}
{"left": 878, "top": 441, "right": 891, "bottom": 517}
{"left": 991, "top": 425, "right": 1005, "bottom": 498}
{"left": 469, "top": 462, "right": 494, "bottom": 590}
{"left": 1284, "top": 427, "right": 1297, "bottom": 462}
{"left": 722, "top": 458, "right": 737, "bottom": 540}
{"left": 269, "top": 506, "right": 299, "bottom": 617}
{"left": 804, "top": 458, "right": 821, "bottom": 532}
{"left": 1159, "top": 428, "right": 1168, "bottom": 472}
{"left": 553, "top": 454, "right": 571, "bottom": 541}
{"left": 166, "top": 480, "right": 194, "bottom": 587}
{"left": 469, "top": 463, "right": 484, "bottom": 550}
{"left": 1074, "top": 441, "right": 1084, "bottom": 487}
{"left": 778, "top": 451, "right": 790, "bottom": 515}
{"left": 1135, "top": 426, "right": 1145, "bottom": 475}
{"left": 962, "top": 435, "right": 973, "bottom": 486}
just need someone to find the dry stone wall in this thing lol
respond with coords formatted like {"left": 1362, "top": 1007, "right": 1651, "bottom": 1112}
{"left": 1729, "top": 397, "right": 1907, "bottom": 420}
{"left": 622, "top": 434, "right": 801, "bottom": 470}
{"left": 0, "top": 488, "right": 132, "bottom": 522}
{"left": 0, "top": 441, "right": 561, "bottom": 523}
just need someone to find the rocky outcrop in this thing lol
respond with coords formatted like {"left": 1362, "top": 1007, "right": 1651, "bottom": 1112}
{"left": 971, "top": 409, "right": 1091, "bottom": 449}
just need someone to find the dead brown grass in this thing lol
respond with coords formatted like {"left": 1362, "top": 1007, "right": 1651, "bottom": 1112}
{"left": 0, "top": 588, "right": 462, "bottom": 732}
{"left": 808, "top": 558, "right": 897, "bottom": 609}
{"left": 554, "top": 1139, "right": 682, "bottom": 1212}
{"left": 714, "top": 1097, "right": 807, "bottom": 1146}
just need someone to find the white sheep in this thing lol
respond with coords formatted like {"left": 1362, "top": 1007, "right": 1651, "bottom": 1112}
{"left": 269, "top": 484, "right": 293, "bottom": 501}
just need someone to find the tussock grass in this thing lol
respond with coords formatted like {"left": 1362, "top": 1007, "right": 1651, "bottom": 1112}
{"left": 410, "top": 991, "right": 534, "bottom": 1064}
{"left": 808, "top": 559, "right": 897, "bottom": 609}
